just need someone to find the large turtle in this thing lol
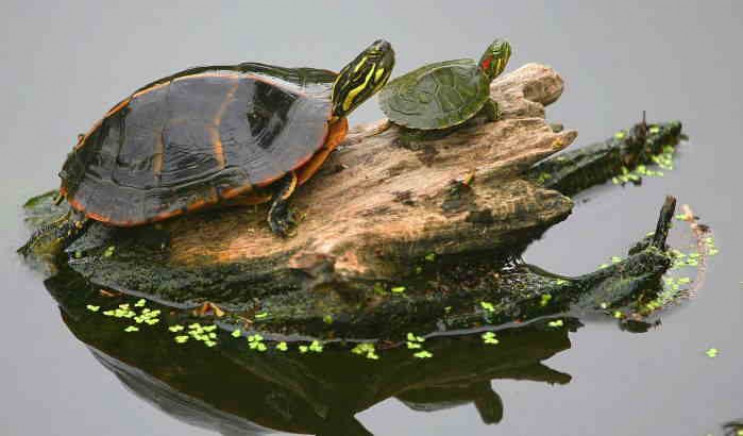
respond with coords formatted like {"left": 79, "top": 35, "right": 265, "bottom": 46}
{"left": 58, "top": 40, "right": 394, "bottom": 238}
{"left": 379, "top": 39, "right": 511, "bottom": 137}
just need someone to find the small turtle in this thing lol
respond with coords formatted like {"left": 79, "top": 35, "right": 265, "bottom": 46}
{"left": 52, "top": 40, "right": 394, "bottom": 242}
{"left": 379, "top": 39, "right": 511, "bottom": 142}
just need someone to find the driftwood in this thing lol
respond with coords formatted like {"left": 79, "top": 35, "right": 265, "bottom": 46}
{"left": 163, "top": 63, "right": 577, "bottom": 280}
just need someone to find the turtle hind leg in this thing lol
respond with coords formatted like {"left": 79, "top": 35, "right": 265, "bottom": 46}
{"left": 267, "top": 172, "right": 298, "bottom": 238}
{"left": 480, "top": 98, "right": 500, "bottom": 122}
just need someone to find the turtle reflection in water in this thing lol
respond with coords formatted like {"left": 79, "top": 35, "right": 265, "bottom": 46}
{"left": 48, "top": 260, "right": 573, "bottom": 436}
{"left": 53, "top": 40, "right": 394, "bottom": 242}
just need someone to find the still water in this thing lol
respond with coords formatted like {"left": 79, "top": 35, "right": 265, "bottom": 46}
{"left": 2, "top": 1, "right": 742, "bottom": 435}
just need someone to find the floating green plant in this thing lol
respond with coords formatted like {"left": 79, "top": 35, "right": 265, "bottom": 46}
{"left": 299, "top": 340, "right": 323, "bottom": 354}
{"left": 231, "top": 329, "right": 242, "bottom": 338}
{"left": 186, "top": 323, "right": 218, "bottom": 347}
{"left": 413, "top": 350, "right": 433, "bottom": 359}
{"left": 103, "top": 245, "right": 116, "bottom": 257}
{"left": 133, "top": 308, "right": 160, "bottom": 325}
{"left": 351, "top": 343, "right": 380, "bottom": 360}
{"left": 254, "top": 312, "right": 269, "bottom": 320}
{"left": 547, "top": 319, "right": 564, "bottom": 328}
{"left": 539, "top": 294, "right": 552, "bottom": 307}
{"left": 406, "top": 332, "right": 425, "bottom": 349}
{"left": 124, "top": 326, "right": 139, "bottom": 333}
{"left": 86, "top": 305, "right": 100, "bottom": 312}
{"left": 309, "top": 340, "right": 323, "bottom": 352}
{"left": 612, "top": 143, "right": 677, "bottom": 185}
{"left": 705, "top": 348, "right": 719, "bottom": 358}
{"left": 425, "top": 253, "right": 436, "bottom": 262}
{"left": 479, "top": 301, "right": 495, "bottom": 313}
{"left": 598, "top": 255, "right": 624, "bottom": 270}
{"left": 481, "top": 331, "right": 499, "bottom": 345}
{"left": 390, "top": 286, "right": 406, "bottom": 294}
{"left": 247, "top": 334, "right": 267, "bottom": 352}
{"left": 275, "top": 341, "right": 288, "bottom": 352}
{"left": 535, "top": 172, "right": 552, "bottom": 184}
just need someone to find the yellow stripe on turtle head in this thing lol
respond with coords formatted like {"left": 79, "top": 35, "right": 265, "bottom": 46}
{"left": 374, "top": 67, "right": 385, "bottom": 82}
{"left": 353, "top": 56, "right": 368, "bottom": 73}
{"left": 342, "top": 66, "right": 375, "bottom": 112}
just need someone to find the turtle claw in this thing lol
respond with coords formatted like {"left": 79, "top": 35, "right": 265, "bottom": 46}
{"left": 268, "top": 205, "right": 297, "bottom": 238}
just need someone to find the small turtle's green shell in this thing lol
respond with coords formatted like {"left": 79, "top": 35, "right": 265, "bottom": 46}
{"left": 379, "top": 59, "right": 490, "bottom": 130}
{"left": 60, "top": 63, "right": 345, "bottom": 226}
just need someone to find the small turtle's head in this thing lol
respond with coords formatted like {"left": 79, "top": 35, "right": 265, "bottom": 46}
{"left": 478, "top": 39, "right": 512, "bottom": 81}
{"left": 332, "top": 39, "right": 395, "bottom": 118}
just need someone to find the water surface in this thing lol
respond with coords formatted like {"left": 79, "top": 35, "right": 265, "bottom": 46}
{"left": 2, "top": 1, "right": 742, "bottom": 435}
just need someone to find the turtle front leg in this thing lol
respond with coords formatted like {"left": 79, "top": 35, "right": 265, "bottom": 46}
{"left": 267, "top": 172, "right": 298, "bottom": 237}
{"left": 482, "top": 99, "right": 500, "bottom": 122}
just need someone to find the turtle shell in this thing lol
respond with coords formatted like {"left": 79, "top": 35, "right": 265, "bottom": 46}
{"left": 60, "top": 63, "right": 348, "bottom": 226}
{"left": 379, "top": 59, "right": 490, "bottom": 130}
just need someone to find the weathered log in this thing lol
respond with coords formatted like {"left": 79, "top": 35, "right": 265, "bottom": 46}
{"left": 111, "top": 64, "right": 575, "bottom": 281}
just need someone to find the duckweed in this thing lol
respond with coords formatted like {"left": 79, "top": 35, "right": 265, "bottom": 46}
{"left": 299, "top": 340, "right": 323, "bottom": 354}
{"left": 539, "top": 294, "right": 552, "bottom": 307}
{"left": 247, "top": 334, "right": 267, "bottom": 352}
{"left": 351, "top": 343, "right": 380, "bottom": 360}
{"left": 548, "top": 319, "right": 564, "bottom": 328}
{"left": 481, "top": 331, "right": 499, "bottom": 345}
{"left": 308, "top": 340, "right": 323, "bottom": 353}
{"left": 413, "top": 350, "right": 433, "bottom": 359}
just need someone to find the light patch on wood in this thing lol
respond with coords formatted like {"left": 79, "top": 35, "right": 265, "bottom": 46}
{"left": 162, "top": 64, "right": 577, "bottom": 282}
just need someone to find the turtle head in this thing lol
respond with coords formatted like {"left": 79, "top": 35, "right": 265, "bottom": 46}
{"left": 332, "top": 39, "right": 395, "bottom": 118}
{"left": 478, "top": 39, "right": 512, "bottom": 81}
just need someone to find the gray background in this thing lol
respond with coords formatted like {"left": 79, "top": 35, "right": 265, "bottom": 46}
{"left": 1, "top": 1, "right": 742, "bottom": 435}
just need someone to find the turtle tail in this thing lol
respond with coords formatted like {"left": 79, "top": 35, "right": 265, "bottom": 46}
{"left": 18, "top": 210, "right": 89, "bottom": 258}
